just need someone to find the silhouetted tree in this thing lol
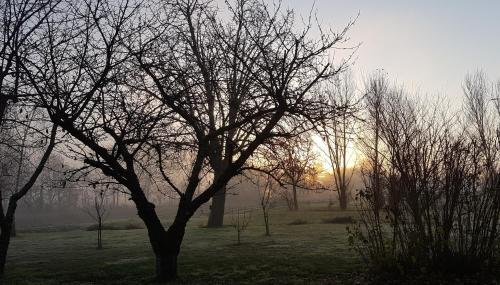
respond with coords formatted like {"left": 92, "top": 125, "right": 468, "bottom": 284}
{"left": 85, "top": 186, "right": 108, "bottom": 250}
{"left": 255, "top": 173, "right": 275, "bottom": 236}
{"left": 24, "top": 0, "right": 353, "bottom": 281}
{"left": 0, "top": 116, "right": 57, "bottom": 277}
{"left": 352, "top": 72, "right": 500, "bottom": 274}
{"left": 320, "top": 71, "right": 358, "bottom": 210}
{"left": 0, "top": 1, "right": 60, "bottom": 265}
{"left": 359, "top": 71, "right": 389, "bottom": 216}
{"left": 267, "top": 136, "right": 319, "bottom": 211}
{"left": 0, "top": 0, "right": 58, "bottom": 124}
{"left": 230, "top": 208, "right": 251, "bottom": 245}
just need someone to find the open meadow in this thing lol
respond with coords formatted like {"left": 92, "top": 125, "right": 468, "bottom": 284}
{"left": 5, "top": 206, "right": 363, "bottom": 285}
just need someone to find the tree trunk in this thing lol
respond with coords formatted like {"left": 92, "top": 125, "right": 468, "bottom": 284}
{"left": 207, "top": 186, "right": 226, "bottom": 227}
{"left": 292, "top": 184, "right": 299, "bottom": 211}
{"left": 134, "top": 192, "right": 190, "bottom": 282}
{"left": 10, "top": 219, "right": 15, "bottom": 238}
{"left": 339, "top": 187, "right": 348, "bottom": 211}
{"left": 0, "top": 219, "right": 13, "bottom": 278}
{"left": 156, "top": 215, "right": 187, "bottom": 282}
{"left": 155, "top": 251, "right": 179, "bottom": 282}
{"left": 97, "top": 216, "right": 102, "bottom": 249}
{"left": 373, "top": 185, "right": 384, "bottom": 216}
{"left": 0, "top": 99, "right": 7, "bottom": 127}
{"left": 263, "top": 210, "right": 270, "bottom": 236}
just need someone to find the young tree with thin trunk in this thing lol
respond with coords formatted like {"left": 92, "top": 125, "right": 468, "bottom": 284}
{"left": 266, "top": 136, "right": 319, "bottom": 211}
{"left": 254, "top": 172, "right": 275, "bottom": 236}
{"left": 85, "top": 187, "right": 108, "bottom": 250}
{"left": 25, "top": 0, "right": 354, "bottom": 281}
{"left": 230, "top": 208, "right": 251, "bottom": 245}
{"left": 359, "top": 71, "right": 389, "bottom": 216}
{"left": 319, "top": 71, "right": 357, "bottom": 210}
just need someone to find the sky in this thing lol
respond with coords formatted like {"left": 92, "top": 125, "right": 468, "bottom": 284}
{"left": 277, "top": 0, "right": 500, "bottom": 101}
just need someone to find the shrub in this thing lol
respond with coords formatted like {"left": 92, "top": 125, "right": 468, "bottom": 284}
{"left": 85, "top": 222, "right": 144, "bottom": 231}
{"left": 85, "top": 224, "right": 119, "bottom": 231}
{"left": 122, "top": 223, "right": 144, "bottom": 230}
{"left": 353, "top": 79, "right": 500, "bottom": 275}
{"left": 287, "top": 219, "right": 308, "bottom": 225}
{"left": 322, "top": 216, "right": 354, "bottom": 224}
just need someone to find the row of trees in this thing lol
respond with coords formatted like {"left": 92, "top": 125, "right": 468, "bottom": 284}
{"left": 1, "top": 0, "right": 354, "bottom": 281}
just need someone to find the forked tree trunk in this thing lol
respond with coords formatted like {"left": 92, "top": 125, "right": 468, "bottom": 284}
{"left": 207, "top": 186, "right": 226, "bottom": 227}
{"left": 134, "top": 193, "right": 190, "bottom": 282}
{"left": 155, "top": 221, "right": 186, "bottom": 282}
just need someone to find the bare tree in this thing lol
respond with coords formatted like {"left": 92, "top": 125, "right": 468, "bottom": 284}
{"left": 268, "top": 136, "right": 319, "bottom": 211}
{"left": 0, "top": 0, "right": 58, "bottom": 125}
{"left": 24, "top": 0, "right": 354, "bottom": 281}
{"left": 8, "top": 108, "right": 36, "bottom": 237}
{"left": 230, "top": 208, "right": 251, "bottom": 245}
{"left": 320, "top": 71, "right": 358, "bottom": 210}
{"left": 0, "top": 2, "right": 60, "bottom": 268}
{"left": 255, "top": 173, "right": 275, "bottom": 236}
{"left": 85, "top": 187, "right": 109, "bottom": 250}
{"left": 352, "top": 72, "right": 500, "bottom": 274}
{"left": 251, "top": 135, "right": 321, "bottom": 211}
{"left": 359, "top": 71, "right": 390, "bottom": 216}
{"left": 0, "top": 111, "right": 57, "bottom": 276}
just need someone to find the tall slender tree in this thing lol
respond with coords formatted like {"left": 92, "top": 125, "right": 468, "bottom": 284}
{"left": 320, "top": 71, "right": 358, "bottom": 210}
{"left": 360, "top": 72, "right": 390, "bottom": 215}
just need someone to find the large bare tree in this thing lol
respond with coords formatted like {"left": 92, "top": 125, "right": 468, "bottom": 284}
{"left": 24, "top": 0, "right": 353, "bottom": 281}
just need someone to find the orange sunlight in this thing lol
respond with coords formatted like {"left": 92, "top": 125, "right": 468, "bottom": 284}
{"left": 312, "top": 135, "right": 359, "bottom": 176}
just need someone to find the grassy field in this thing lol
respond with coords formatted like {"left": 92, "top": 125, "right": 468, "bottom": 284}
{"left": 5, "top": 206, "right": 364, "bottom": 285}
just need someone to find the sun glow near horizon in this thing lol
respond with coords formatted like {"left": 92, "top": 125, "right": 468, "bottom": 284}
{"left": 312, "top": 135, "right": 360, "bottom": 176}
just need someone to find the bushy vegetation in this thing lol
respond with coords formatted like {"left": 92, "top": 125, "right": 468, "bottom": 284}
{"left": 287, "top": 219, "right": 309, "bottom": 226}
{"left": 350, "top": 72, "right": 500, "bottom": 276}
{"left": 322, "top": 216, "right": 354, "bottom": 224}
{"left": 85, "top": 222, "right": 144, "bottom": 231}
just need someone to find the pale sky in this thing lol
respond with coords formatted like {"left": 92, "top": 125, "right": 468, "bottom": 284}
{"left": 277, "top": 0, "right": 500, "bottom": 100}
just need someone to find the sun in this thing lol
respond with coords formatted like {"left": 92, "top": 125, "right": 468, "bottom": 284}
{"left": 312, "top": 135, "right": 359, "bottom": 174}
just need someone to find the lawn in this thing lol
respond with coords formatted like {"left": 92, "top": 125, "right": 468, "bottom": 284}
{"left": 5, "top": 206, "right": 363, "bottom": 284}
